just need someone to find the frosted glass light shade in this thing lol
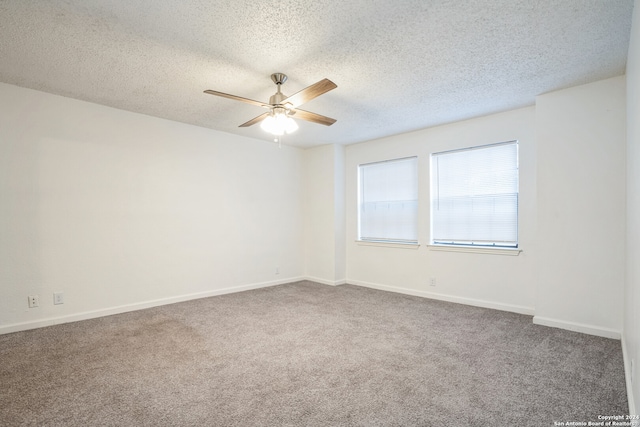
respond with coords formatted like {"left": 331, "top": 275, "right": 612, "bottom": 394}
{"left": 261, "top": 113, "right": 298, "bottom": 135}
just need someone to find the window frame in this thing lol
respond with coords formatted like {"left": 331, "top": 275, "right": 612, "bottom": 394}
{"left": 357, "top": 156, "right": 419, "bottom": 245}
{"left": 429, "top": 140, "right": 519, "bottom": 250}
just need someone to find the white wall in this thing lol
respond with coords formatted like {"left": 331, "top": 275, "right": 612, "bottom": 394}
{"left": 303, "top": 144, "right": 346, "bottom": 285}
{"left": 625, "top": 0, "right": 640, "bottom": 416}
{"left": 333, "top": 144, "right": 346, "bottom": 283}
{"left": 535, "top": 76, "right": 626, "bottom": 338}
{"left": 303, "top": 145, "right": 337, "bottom": 283}
{"left": 0, "top": 82, "right": 305, "bottom": 333}
{"left": 345, "top": 106, "right": 538, "bottom": 314}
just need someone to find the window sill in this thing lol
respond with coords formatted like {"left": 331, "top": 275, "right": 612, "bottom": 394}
{"left": 356, "top": 240, "right": 420, "bottom": 250}
{"left": 427, "top": 244, "right": 521, "bottom": 256}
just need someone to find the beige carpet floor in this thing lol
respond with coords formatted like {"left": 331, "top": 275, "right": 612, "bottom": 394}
{"left": 0, "top": 281, "right": 628, "bottom": 426}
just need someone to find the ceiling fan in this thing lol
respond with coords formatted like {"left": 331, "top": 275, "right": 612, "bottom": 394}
{"left": 204, "top": 73, "right": 337, "bottom": 138}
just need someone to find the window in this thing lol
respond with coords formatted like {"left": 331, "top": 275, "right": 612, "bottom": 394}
{"left": 358, "top": 157, "right": 418, "bottom": 244}
{"left": 430, "top": 141, "right": 518, "bottom": 248}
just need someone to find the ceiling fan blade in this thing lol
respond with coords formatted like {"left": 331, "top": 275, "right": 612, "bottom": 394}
{"left": 204, "top": 90, "right": 270, "bottom": 109}
{"left": 281, "top": 79, "right": 337, "bottom": 109}
{"left": 290, "top": 109, "right": 337, "bottom": 126}
{"left": 239, "top": 112, "right": 270, "bottom": 127}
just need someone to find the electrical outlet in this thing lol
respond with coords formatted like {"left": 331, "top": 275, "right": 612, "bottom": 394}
{"left": 275, "top": 267, "right": 280, "bottom": 275}
{"left": 429, "top": 277, "right": 436, "bottom": 287}
{"left": 28, "top": 295, "right": 39, "bottom": 308}
{"left": 53, "top": 292, "right": 64, "bottom": 305}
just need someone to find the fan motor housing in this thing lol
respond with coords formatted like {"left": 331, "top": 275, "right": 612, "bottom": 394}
{"left": 269, "top": 92, "right": 288, "bottom": 105}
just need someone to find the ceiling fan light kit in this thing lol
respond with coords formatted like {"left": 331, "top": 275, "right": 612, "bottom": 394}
{"left": 204, "top": 73, "right": 337, "bottom": 140}
{"left": 260, "top": 108, "right": 298, "bottom": 136}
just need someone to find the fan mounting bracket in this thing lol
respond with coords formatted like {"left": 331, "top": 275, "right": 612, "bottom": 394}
{"left": 271, "top": 73, "right": 288, "bottom": 86}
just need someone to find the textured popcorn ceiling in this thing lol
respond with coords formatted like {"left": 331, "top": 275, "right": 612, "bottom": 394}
{"left": 0, "top": 0, "right": 634, "bottom": 147}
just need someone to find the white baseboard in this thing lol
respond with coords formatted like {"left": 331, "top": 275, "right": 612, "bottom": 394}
{"left": 304, "top": 276, "right": 347, "bottom": 287}
{"left": 0, "top": 276, "right": 305, "bottom": 335}
{"left": 532, "top": 316, "right": 621, "bottom": 340}
{"left": 349, "top": 280, "right": 623, "bottom": 341}
{"left": 349, "top": 279, "right": 535, "bottom": 316}
{"left": 622, "top": 336, "right": 638, "bottom": 419}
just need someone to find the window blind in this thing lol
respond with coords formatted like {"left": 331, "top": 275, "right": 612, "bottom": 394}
{"left": 359, "top": 157, "right": 418, "bottom": 243}
{"left": 431, "top": 141, "right": 518, "bottom": 247}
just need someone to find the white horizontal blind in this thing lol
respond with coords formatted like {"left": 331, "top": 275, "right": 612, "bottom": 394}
{"left": 359, "top": 157, "right": 418, "bottom": 243}
{"left": 431, "top": 141, "right": 518, "bottom": 247}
